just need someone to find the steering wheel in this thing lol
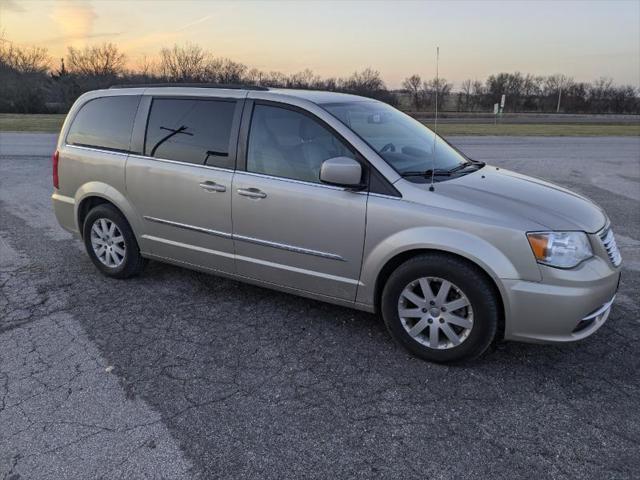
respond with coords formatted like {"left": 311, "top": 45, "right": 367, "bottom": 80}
{"left": 379, "top": 143, "right": 396, "bottom": 154}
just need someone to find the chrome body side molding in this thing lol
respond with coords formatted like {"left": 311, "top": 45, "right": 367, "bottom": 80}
{"left": 143, "top": 216, "right": 344, "bottom": 261}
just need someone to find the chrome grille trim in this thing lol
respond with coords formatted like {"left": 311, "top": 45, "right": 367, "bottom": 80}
{"left": 599, "top": 226, "right": 622, "bottom": 267}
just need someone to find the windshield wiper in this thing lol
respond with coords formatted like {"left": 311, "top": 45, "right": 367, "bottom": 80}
{"left": 400, "top": 169, "right": 452, "bottom": 178}
{"left": 446, "top": 160, "right": 486, "bottom": 174}
{"left": 401, "top": 160, "right": 486, "bottom": 178}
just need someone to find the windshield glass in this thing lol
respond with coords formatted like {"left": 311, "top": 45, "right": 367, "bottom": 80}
{"left": 322, "top": 101, "right": 467, "bottom": 176}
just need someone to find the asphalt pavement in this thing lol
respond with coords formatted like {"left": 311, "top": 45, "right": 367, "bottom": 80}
{"left": 1, "top": 133, "right": 639, "bottom": 480}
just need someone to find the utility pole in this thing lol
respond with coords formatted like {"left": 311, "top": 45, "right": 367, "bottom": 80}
{"left": 556, "top": 85, "right": 562, "bottom": 113}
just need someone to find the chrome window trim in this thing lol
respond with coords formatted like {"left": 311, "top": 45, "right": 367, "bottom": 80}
{"left": 235, "top": 170, "right": 365, "bottom": 194}
{"left": 128, "top": 153, "right": 235, "bottom": 173}
{"left": 65, "top": 144, "right": 129, "bottom": 156}
{"left": 143, "top": 216, "right": 344, "bottom": 261}
{"left": 64, "top": 145, "right": 236, "bottom": 173}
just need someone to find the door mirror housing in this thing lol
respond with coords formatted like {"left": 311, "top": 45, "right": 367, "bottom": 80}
{"left": 320, "top": 157, "right": 364, "bottom": 189}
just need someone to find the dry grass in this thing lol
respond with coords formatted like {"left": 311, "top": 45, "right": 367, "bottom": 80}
{"left": 0, "top": 114, "right": 66, "bottom": 132}
{"left": 0, "top": 114, "right": 638, "bottom": 136}
{"left": 430, "top": 122, "right": 639, "bottom": 136}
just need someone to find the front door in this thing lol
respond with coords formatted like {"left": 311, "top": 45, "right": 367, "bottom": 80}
{"left": 126, "top": 96, "right": 242, "bottom": 274}
{"left": 232, "top": 102, "right": 367, "bottom": 300}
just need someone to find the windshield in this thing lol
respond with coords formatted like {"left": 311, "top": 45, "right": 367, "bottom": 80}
{"left": 322, "top": 101, "right": 468, "bottom": 177}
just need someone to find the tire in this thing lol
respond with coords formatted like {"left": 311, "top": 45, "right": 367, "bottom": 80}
{"left": 82, "top": 204, "right": 146, "bottom": 279}
{"left": 381, "top": 253, "right": 499, "bottom": 364}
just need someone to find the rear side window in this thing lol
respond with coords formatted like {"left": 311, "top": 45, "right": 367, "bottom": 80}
{"left": 144, "top": 98, "right": 236, "bottom": 168}
{"left": 67, "top": 95, "right": 140, "bottom": 152}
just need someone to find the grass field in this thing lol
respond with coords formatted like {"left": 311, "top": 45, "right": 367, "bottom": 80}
{"left": 431, "top": 122, "right": 640, "bottom": 136}
{"left": 0, "top": 113, "right": 638, "bottom": 136}
{"left": 0, "top": 114, "right": 66, "bottom": 133}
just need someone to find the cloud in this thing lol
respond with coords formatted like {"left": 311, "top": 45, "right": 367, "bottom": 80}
{"left": 49, "top": 1, "right": 97, "bottom": 43}
{"left": 178, "top": 15, "right": 213, "bottom": 32}
{"left": 44, "top": 31, "right": 123, "bottom": 45}
{"left": 0, "top": 0, "right": 25, "bottom": 13}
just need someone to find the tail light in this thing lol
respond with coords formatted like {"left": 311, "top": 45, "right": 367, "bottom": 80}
{"left": 52, "top": 150, "right": 59, "bottom": 189}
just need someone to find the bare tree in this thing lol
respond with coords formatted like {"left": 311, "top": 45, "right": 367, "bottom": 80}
{"left": 206, "top": 57, "right": 247, "bottom": 83}
{"left": 521, "top": 74, "right": 542, "bottom": 110}
{"left": 263, "top": 71, "right": 288, "bottom": 87}
{"left": 544, "top": 74, "right": 572, "bottom": 112}
{"left": 135, "top": 55, "right": 157, "bottom": 79}
{"left": 67, "top": 43, "right": 126, "bottom": 77}
{"left": 0, "top": 36, "right": 51, "bottom": 112}
{"left": 1, "top": 32, "right": 639, "bottom": 114}
{"left": 159, "top": 43, "right": 208, "bottom": 81}
{"left": 287, "top": 68, "right": 321, "bottom": 89}
{"left": 460, "top": 79, "right": 473, "bottom": 111}
{"left": 244, "top": 68, "right": 263, "bottom": 85}
{"left": 0, "top": 41, "right": 49, "bottom": 74}
{"left": 345, "top": 68, "right": 385, "bottom": 92}
{"left": 587, "top": 77, "right": 615, "bottom": 113}
{"left": 423, "top": 77, "right": 452, "bottom": 109}
{"left": 402, "top": 74, "right": 423, "bottom": 109}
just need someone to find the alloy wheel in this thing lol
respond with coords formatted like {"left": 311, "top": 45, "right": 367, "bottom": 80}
{"left": 90, "top": 218, "right": 126, "bottom": 268}
{"left": 397, "top": 277, "right": 474, "bottom": 349}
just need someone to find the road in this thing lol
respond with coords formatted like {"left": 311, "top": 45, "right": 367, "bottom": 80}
{"left": 1, "top": 133, "right": 639, "bottom": 480}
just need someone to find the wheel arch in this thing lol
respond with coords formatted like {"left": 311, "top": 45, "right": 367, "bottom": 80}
{"left": 74, "top": 182, "right": 143, "bottom": 241}
{"left": 372, "top": 248, "right": 506, "bottom": 340}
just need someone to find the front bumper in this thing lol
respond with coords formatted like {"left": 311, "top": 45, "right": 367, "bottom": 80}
{"left": 502, "top": 255, "right": 620, "bottom": 343}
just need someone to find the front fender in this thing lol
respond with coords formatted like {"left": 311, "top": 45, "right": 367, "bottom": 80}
{"left": 74, "top": 182, "right": 143, "bottom": 239}
{"left": 356, "top": 226, "right": 540, "bottom": 310}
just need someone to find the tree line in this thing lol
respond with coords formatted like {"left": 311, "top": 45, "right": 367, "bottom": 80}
{"left": 0, "top": 38, "right": 637, "bottom": 115}
{"left": 402, "top": 72, "right": 638, "bottom": 114}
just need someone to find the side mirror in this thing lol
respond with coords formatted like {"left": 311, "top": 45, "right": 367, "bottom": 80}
{"left": 320, "top": 157, "right": 364, "bottom": 189}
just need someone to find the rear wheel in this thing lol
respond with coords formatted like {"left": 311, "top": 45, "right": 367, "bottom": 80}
{"left": 381, "top": 253, "right": 499, "bottom": 363}
{"left": 83, "top": 204, "right": 146, "bottom": 279}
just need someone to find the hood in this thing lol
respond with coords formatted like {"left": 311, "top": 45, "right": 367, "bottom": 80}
{"left": 433, "top": 166, "right": 607, "bottom": 233}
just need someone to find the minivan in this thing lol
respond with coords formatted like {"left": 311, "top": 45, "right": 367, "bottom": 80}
{"left": 52, "top": 85, "right": 621, "bottom": 363}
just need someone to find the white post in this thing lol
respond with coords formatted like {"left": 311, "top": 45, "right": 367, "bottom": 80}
{"left": 556, "top": 86, "right": 562, "bottom": 113}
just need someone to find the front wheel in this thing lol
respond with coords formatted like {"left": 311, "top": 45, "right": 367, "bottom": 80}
{"left": 381, "top": 253, "right": 499, "bottom": 363}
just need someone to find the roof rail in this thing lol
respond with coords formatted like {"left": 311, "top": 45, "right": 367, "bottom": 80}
{"left": 109, "top": 83, "right": 269, "bottom": 91}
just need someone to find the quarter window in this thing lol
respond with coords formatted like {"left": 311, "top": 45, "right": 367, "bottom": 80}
{"left": 247, "top": 104, "right": 356, "bottom": 184}
{"left": 67, "top": 95, "right": 140, "bottom": 152}
{"left": 144, "top": 98, "right": 236, "bottom": 168}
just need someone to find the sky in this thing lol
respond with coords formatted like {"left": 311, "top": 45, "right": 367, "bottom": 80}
{"left": 1, "top": 0, "right": 639, "bottom": 88}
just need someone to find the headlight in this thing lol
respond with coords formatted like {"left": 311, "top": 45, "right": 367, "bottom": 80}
{"left": 527, "top": 231, "right": 593, "bottom": 268}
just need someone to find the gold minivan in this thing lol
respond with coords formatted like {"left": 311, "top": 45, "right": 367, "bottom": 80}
{"left": 52, "top": 85, "right": 622, "bottom": 363}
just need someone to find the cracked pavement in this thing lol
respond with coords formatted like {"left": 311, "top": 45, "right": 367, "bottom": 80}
{"left": 1, "top": 133, "right": 639, "bottom": 479}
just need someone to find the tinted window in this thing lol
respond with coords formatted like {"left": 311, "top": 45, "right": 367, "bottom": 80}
{"left": 67, "top": 95, "right": 140, "bottom": 152}
{"left": 145, "top": 98, "right": 236, "bottom": 167}
{"left": 247, "top": 104, "right": 355, "bottom": 183}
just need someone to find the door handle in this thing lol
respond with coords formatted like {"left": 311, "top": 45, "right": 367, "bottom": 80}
{"left": 199, "top": 181, "right": 226, "bottom": 193}
{"left": 237, "top": 187, "right": 267, "bottom": 199}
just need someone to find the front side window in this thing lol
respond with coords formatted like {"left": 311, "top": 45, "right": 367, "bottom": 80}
{"left": 67, "top": 95, "right": 140, "bottom": 152}
{"left": 247, "top": 104, "right": 356, "bottom": 184}
{"left": 145, "top": 98, "right": 236, "bottom": 167}
{"left": 323, "top": 101, "right": 471, "bottom": 181}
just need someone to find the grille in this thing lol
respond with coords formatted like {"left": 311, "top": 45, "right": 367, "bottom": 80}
{"left": 599, "top": 227, "right": 622, "bottom": 267}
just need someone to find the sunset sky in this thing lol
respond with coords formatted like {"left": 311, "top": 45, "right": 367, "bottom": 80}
{"left": 1, "top": 0, "right": 638, "bottom": 88}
